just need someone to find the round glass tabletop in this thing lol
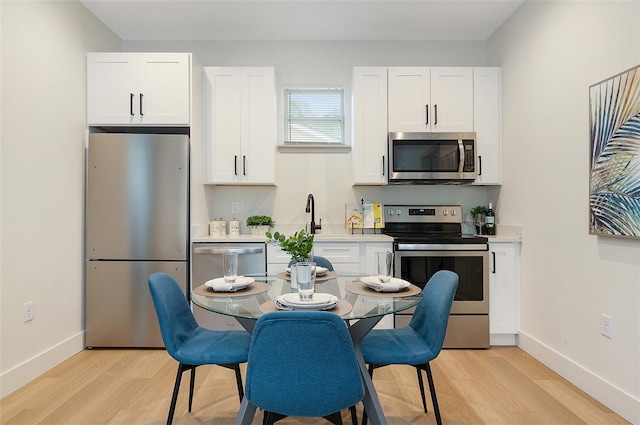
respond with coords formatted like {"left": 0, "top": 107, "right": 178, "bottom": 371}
{"left": 191, "top": 275, "right": 423, "bottom": 321}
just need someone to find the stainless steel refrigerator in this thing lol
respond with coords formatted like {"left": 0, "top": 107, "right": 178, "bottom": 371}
{"left": 85, "top": 132, "right": 189, "bottom": 348}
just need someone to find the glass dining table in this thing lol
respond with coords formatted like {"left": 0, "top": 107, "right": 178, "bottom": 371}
{"left": 191, "top": 274, "right": 423, "bottom": 425}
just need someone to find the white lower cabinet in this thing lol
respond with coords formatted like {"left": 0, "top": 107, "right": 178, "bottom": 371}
{"left": 489, "top": 241, "right": 521, "bottom": 345}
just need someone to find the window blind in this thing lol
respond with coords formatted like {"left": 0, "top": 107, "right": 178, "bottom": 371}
{"left": 284, "top": 87, "right": 344, "bottom": 145}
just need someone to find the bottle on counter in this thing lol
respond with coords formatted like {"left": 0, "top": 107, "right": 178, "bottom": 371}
{"left": 485, "top": 200, "right": 496, "bottom": 235}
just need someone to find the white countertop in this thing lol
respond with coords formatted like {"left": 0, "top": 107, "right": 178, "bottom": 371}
{"left": 192, "top": 233, "right": 394, "bottom": 243}
{"left": 191, "top": 224, "right": 522, "bottom": 244}
{"left": 485, "top": 224, "right": 523, "bottom": 243}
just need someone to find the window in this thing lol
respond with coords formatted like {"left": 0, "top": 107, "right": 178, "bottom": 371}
{"left": 283, "top": 87, "right": 344, "bottom": 145}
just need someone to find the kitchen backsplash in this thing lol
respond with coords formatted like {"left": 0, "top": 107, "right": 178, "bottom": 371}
{"left": 198, "top": 184, "right": 502, "bottom": 236}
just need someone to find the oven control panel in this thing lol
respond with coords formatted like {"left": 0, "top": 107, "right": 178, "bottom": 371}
{"left": 384, "top": 205, "right": 462, "bottom": 223}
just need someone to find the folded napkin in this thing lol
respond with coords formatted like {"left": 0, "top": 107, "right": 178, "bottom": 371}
{"left": 211, "top": 282, "right": 235, "bottom": 292}
{"left": 374, "top": 283, "right": 402, "bottom": 292}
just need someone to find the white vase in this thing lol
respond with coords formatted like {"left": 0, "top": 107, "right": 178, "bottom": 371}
{"left": 250, "top": 225, "right": 270, "bottom": 236}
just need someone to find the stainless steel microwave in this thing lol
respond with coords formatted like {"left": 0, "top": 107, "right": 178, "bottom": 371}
{"left": 388, "top": 132, "right": 477, "bottom": 184}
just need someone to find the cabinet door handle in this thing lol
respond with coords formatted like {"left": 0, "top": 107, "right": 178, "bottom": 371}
{"left": 130, "top": 93, "right": 134, "bottom": 116}
{"left": 434, "top": 104, "right": 438, "bottom": 125}
{"left": 382, "top": 156, "right": 385, "bottom": 176}
{"left": 492, "top": 251, "right": 496, "bottom": 273}
{"left": 243, "top": 155, "right": 246, "bottom": 176}
{"left": 234, "top": 155, "right": 238, "bottom": 176}
{"left": 478, "top": 155, "right": 483, "bottom": 176}
{"left": 139, "top": 93, "right": 143, "bottom": 116}
{"left": 425, "top": 104, "right": 429, "bottom": 125}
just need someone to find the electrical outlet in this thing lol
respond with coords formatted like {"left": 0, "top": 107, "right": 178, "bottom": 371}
{"left": 24, "top": 301, "right": 34, "bottom": 322}
{"left": 601, "top": 314, "right": 613, "bottom": 338}
{"left": 232, "top": 202, "right": 244, "bottom": 214}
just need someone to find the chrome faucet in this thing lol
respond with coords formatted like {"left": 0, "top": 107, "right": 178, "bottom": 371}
{"left": 305, "top": 194, "right": 322, "bottom": 234}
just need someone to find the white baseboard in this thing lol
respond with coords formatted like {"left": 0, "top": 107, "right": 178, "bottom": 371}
{"left": 0, "top": 332, "right": 85, "bottom": 399}
{"left": 518, "top": 331, "right": 639, "bottom": 425}
{"left": 490, "top": 333, "right": 517, "bottom": 346}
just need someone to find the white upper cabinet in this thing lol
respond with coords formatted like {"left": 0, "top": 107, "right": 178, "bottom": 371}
{"left": 87, "top": 53, "right": 191, "bottom": 126}
{"left": 352, "top": 67, "right": 388, "bottom": 185}
{"left": 203, "top": 67, "right": 276, "bottom": 185}
{"left": 388, "top": 67, "right": 473, "bottom": 133}
{"left": 473, "top": 67, "right": 502, "bottom": 185}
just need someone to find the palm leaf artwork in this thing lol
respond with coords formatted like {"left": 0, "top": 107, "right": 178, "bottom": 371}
{"left": 589, "top": 65, "right": 640, "bottom": 237}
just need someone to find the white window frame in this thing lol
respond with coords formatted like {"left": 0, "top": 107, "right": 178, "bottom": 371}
{"left": 283, "top": 86, "right": 345, "bottom": 147}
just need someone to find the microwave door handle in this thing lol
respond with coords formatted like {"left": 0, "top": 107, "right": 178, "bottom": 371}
{"left": 458, "top": 139, "right": 465, "bottom": 173}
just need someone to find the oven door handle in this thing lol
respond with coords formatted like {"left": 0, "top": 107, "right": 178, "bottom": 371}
{"left": 395, "top": 243, "right": 488, "bottom": 251}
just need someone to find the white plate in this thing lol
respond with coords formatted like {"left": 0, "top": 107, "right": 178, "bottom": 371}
{"left": 205, "top": 276, "right": 255, "bottom": 292}
{"left": 278, "top": 292, "right": 337, "bottom": 307}
{"left": 275, "top": 299, "right": 337, "bottom": 311}
{"left": 285, "top": 266, "right": 328, "bottom": 276}
{"left": 359, "top": 276, "right": 411, "bottom": 291}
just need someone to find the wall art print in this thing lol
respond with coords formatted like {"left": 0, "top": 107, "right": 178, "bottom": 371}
{"left": 589, "top": 64, "right": 640, "bottom": 238}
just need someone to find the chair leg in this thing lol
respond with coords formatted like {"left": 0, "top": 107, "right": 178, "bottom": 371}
{"left": 167, "top": 363, "right": 186, "bottom": 425}
{"left": 424, "top": 363, "right": 443, "bottom": 425}
{"left": 222, "top": 363, "right": 245, "bottom": 404}
{"left": 322, "top": 411, "right": 343, "bottom": 425}
{"left": 233, "top": 364, "right": 244, "bottom": 403}
{"left": 415, "top": 367, "right": 428, "bottom": 413}
{"left": 349, "top": 405, "right": 358, "bottom": 425}
{"left": 188, "top": 366, "right": 196, "bottom": 412}
{"left": 263, "top": 411, "right": 286, "bottom": 425}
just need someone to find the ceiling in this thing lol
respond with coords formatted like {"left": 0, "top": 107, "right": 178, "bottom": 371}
{"left": 79, "top": 0, "right": 525, "bottom": 41}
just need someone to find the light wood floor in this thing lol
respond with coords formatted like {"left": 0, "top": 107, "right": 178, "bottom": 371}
{"left": 0, "top": 347, "right": 629, "bottom": 425}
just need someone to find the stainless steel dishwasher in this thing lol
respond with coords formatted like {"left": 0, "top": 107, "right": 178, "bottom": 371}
{"left": 191, "top": 242, "right": 266, "bottom": 330}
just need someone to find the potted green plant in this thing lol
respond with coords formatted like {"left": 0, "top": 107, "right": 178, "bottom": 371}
{"left": 470, "top": 206, "right": 488, "bottom": 235}
{"left": 246, "top": 215, "right": 275, "bottom": 236}
{"left": 266, "top": 227, "right": 314, "bottom": 262}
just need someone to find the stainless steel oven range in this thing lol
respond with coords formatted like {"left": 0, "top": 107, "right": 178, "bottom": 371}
{"left": 383, "top": 205, "right": 489, "bottom": 348}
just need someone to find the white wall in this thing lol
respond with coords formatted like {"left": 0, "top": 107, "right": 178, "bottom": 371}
{"left": 0, "top": 1, "right": 121, "bottom": 397}
{"left": 487, "top": 2, "right": 640, "bottom": 423}
{"left": 125, "top": 40, "right": 499, "bottom": 233}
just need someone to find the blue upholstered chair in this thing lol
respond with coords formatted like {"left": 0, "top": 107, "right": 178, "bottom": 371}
{"left": 287, "top": 255, "right": 334, "bottom": 271}
{"left": 234, "top": 311, "right": 364, "bottom": 425}
{"left": 360, "top": 270, "right": 459, "bottom": 425}
{"left": 148, "top": 273, "right": 251, "bottom": 425}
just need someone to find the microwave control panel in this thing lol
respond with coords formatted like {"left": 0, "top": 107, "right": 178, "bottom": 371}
{"left": 462, "top": 140, "right": 475, "bottom": 172}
